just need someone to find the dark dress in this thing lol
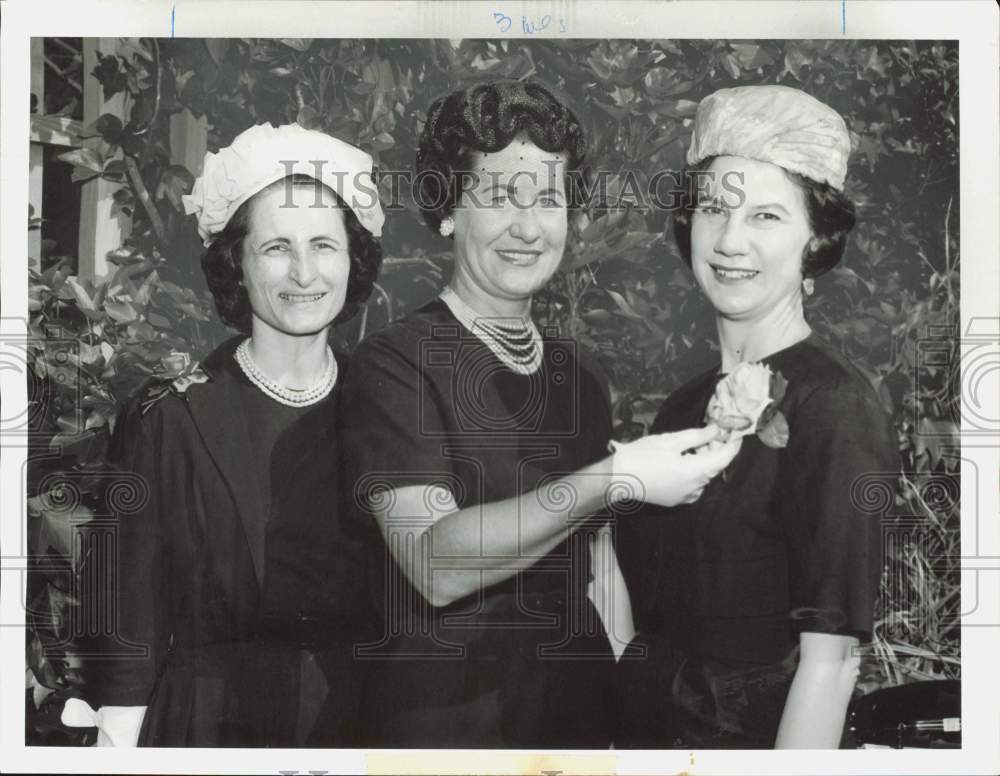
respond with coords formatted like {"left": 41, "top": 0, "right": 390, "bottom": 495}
{"left": 615, "top": 333, "right": 898, "bottom": 748}
{"left": 339, "top": 299, "right": 617, "bottom": 748}
{"left": 80, "top": 338, "right": 373, "bottom": 746}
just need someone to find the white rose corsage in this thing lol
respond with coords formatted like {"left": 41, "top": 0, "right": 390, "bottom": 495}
{"left": 704, "top": 361, "right": 789, "bottom": 448}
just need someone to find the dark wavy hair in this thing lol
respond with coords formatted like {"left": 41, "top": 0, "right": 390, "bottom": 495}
{"left": 201, "top": 175, "right": 382, "bottom": 333}
{"left": 414, "top": 79, "right": 588, "bottom": 235}
{"left": 672, "top": 156, "right": 856, "bottom": 278}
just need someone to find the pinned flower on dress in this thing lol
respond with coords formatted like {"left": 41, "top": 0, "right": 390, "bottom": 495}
{"left": 138, "top": 359, "right": 211, "bottom": 416}
{"left": 170, "top": 365, "right": 210, "bottom": 395}
{"left": 161, "top": 351, "right": 210, "bottom": 392}
{"left": 705, "top": 362, "right": 789, "bottom": 448}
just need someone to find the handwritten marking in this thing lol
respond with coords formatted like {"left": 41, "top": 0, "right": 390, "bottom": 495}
{"left": 493, "top": 10, "right": 566, "bottom": 34}
{"left": 492, "top": 11, "right": 512, "bottom": 32}
{"left": 523, "top": 14, "right": 551, "bottom": 34}
{"left": 171, "top": 5, "right": 175, "bottom": 37}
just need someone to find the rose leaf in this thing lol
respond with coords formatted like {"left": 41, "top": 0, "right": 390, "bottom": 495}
{"left": 771, "top": 370, "right": 789, "bottom": 403}
{"left": 757, "top": 411, "right": 789, "bottom": 448}
{"left": 757, "top": 404, "right": 777, "bottom": 429}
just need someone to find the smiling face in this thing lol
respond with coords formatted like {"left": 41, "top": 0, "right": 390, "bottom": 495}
{"left": 691, "top": 155, "right": 814, "bottom": 322}
{"left": 241, "top": 181, "right": 350, "bottom": 341}
{"left": 450, "top": 137, "right": 568, "bottom": 312}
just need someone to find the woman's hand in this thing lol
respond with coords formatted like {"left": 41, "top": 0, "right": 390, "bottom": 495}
{"left": 610, "top": 425, "right": 741, "bottom": 507}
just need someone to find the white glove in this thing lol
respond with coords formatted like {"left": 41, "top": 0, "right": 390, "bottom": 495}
{"left": 61, "top": 697, "right": 146, "bottom": 747}
{"left": 610, "top": 425, "right": 741, "bottom": 507}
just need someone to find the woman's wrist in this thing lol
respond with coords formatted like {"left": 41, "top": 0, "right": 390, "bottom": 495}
{"left": 531, "top": 457, "right": 618, "bottom": 523}
{"left": 606, "top": 440, "right": 650, "bottom": 507}
{"left": 579, "top": 455, "right": 629, "bottom": 511}
{"left": 605, "top": 450, "right": 636, "bottom": 506}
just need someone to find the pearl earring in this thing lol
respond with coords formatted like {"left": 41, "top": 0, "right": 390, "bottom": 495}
{"left": 802, "top": 277, "right": 815, "bottom": 297}
{"left": 439, "top": 217, "right": 455, "bottom": 237}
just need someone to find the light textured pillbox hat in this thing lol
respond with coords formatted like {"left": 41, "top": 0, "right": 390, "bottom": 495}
{"left": 183, "top": 122, "right": 385, "bottom": 244}
{"left": 686, "top": 85, "right": 851, "bottom": 191}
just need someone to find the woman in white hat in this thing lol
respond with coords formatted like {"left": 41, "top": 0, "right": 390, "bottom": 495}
{"left": 63, "top": 123, "right": 384, "bottom": 746}
{"left": 616, "top": 86, "right": 898, "bottom": 748}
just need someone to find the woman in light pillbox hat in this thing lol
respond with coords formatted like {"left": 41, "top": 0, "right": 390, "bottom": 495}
{"left": 686, "top": 85, "right": 852, "bottom": 190}
{"left": 615, "top": 85, "right": 897, "bottom": 749}
{"left": 674, "top": 85, "right": 857, "bottom": 284}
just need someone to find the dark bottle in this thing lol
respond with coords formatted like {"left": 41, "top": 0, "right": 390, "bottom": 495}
{"left": 846, "top": 679, "right": 960, "bottom": 748}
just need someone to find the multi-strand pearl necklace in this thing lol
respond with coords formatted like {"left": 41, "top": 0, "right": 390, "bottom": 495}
{"left": 235, "top": 338, "right": 337, "bottom": 407}
{"left": 439, "top": 287, "right": 543, "bottom": 375}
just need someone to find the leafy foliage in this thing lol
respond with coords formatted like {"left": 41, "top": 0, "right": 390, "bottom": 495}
{"left": 25, "top": 252, "right": 220, "bottom": 743}
{"left": 27, "top": 38, "right": 959, "bottom": 742}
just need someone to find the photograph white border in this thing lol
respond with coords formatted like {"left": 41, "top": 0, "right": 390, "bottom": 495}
{"left": 2, "top": 1, "right": 997, "bottom": 774}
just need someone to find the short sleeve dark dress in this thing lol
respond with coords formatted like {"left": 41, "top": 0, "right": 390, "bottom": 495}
{"left": 339, "top": 299, "right": 617, "bottom": 748}
{"left": 615, "top": 333, "right": 898, "bottom": 748}
{"left": 80, "top": 338, "right": 373, "bottom": 746}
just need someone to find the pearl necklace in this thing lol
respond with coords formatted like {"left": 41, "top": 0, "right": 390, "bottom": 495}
{"left": 439, "top": 287, "right": 543, "bottom": 375}
{"left": 235, "top": 339, "right": 337, "bottom": 407}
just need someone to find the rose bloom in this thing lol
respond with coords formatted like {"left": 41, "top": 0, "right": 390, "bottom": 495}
{"left": 706, "top": 361, "right": 774, "bottom": 438}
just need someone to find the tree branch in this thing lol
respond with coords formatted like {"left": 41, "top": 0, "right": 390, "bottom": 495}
{"left": 123, "top": 155, "right": 167, "bottom": 245}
